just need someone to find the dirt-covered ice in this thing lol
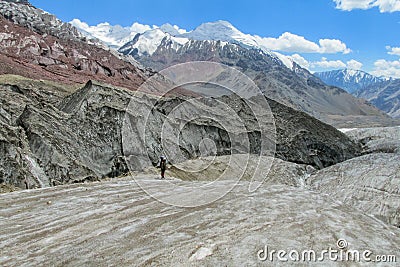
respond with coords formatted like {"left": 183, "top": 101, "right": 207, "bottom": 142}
{"left": 1, "top": 174, "right": 399, "bottom": 266}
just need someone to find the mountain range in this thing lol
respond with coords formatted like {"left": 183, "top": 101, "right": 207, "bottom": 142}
{"left": 1, "top": 2, "right": 400, "bottom": 265}
{"left": 72, "top": 18, "right": 400, "bottom": 121}
{"left": 314, "top": 69, "right": 389, "bottom": 94}
{"left": 122, "top": 22, "right": 400, "bottom": 126}
{"left": 315, "top": 69, "right": 400, "bottom": 118}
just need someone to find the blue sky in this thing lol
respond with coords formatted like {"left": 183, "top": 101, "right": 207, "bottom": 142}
{"left": 30, "top": 0, "right": 400, "bottom": 77}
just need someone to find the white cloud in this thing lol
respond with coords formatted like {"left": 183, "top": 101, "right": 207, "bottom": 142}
{"left": 319, "top": 39, "right": 351, "bottom": 54}
{"left": 371, "top": 59, "right": 400, "bottom": 78}
{"left": 129, "top": 22, "right": 152, "bottom": 34}
{"left": 255, "top": 32, "right": 350, "bottom": 54}
{"left": 256, "top": 32, "right": 319, "bottom": 53}
{"left": 311, "top": 57, "right": 347, "bottom": 69}
{"left": 70, "top": 18, "right": 91, "bottom": 31}
{"left": 386, "top": 46, "right": 400, "bottom": 55}
{"left": 274, "top": 53, "right": 364, "bottom": 72}
{"left": 173, "top": 25, "right": 187, "bottom": 34}
{"left": 347, "top": 59, "right": 363, "bottom": 69}
{"left": 291, "top": 54, "right": 310, "bottom": 69}
{"left": 334, "top": 0, "right": 400, "bottom": 12}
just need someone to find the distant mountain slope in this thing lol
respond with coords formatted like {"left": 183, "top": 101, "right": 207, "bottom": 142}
{"left": 314, "top": 69, "right": 387, "bottom": 94}
{"left": 120, "top": 34, "right": 396, "bottom": 127}
{"left": 355, "top": 79, "right": 400, "bottom": 118}
{"left": 315, "top": 69, "right": 400, "bottom": 118}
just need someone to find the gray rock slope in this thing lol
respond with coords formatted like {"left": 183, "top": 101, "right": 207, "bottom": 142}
{"left": 0, "top": 0, "right": 84, "bottom": 42}
{"left": 0, "top": 75, "right": 359, "bottom": 189}
{"left": 345, "top": 126, "right": 400, "bottom": 154}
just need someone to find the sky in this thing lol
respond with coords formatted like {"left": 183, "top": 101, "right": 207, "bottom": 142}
{"left": 29, "top": 0, "right": 400, "bottom": 77}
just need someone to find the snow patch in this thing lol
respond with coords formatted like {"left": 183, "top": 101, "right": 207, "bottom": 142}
{"left": 273, "top": 52, "right": 293, "bottom": 70}
{"left": 25, "top": 155, "right": 49, "bottom": 188}
{"left": 189, "top": 245, "right": 215, "bottom": 261}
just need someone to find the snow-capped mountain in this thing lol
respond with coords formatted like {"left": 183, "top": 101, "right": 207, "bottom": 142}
{"left": 69, "top": 18, "right": 396, "bottom": 123}
{"left": 180, "top": 20, "right": 261, "bottom": 49}
{"left": 72, "top": 20, "right": 281, "bottom": 60}
{"left": 119, "top": 36, "right": 393, "bottom": 126}
{"left": 315, "top": 69, "right": 400, "bottom": 118}
{"left": 314, "top": 69, "right": 389, "bottom": 94}
{"left": 69, "top": 19, "right": 154, "bottom": 49}
{"left": 119, "top": 28, "right": 189, "bottom": 57}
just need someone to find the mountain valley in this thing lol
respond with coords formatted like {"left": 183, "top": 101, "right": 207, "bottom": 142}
{"left": 0, "top": 0, "right": 399, "bottom": 266}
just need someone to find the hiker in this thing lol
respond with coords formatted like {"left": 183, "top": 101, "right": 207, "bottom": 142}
{"left": 157, "top": 156, "right": 167, "bottom": 179}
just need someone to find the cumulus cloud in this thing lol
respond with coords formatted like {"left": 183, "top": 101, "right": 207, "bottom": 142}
{"left": 173, "top": 25, "right": 187, "bottom": 34}
{"left": 70, "top": 19, "right": 153, "bottom": 36}
{"left": 371, "top": 59, "right": 400, "bottom": 78}
{"left": 255, "top": 32, "right": 350, "bottom": 54}
{"left": 319, "top": 39, "right": 351, "bottom": 54}
{"left": 310, "top": 57, "right": 347, "bottom": 69}
{"left": 346, "top": 59, "right": 363, "bottom": 69}
{"left": 291, "top": 54, "right": 310, "bottom": 69}
{"left": 256, "top": 33, "right": 319, "bottom": 53}
{"left": 386, "top": 46, "right": 400, "bottom": 55}
{"left": 334, "top": 0, "right": 400, "bottom": 12}
{"left": 70, "top": 18, "right": 91, "bottom": 31}
{"left": 129, "top": 22, "right": 153, "bottom": 34}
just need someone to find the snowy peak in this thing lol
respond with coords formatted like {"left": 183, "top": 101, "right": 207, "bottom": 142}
{"left": 159, "top": 23, "right": 187, "bottom": 35}
{"left": 72, "top": 19, "right": 273, "bottom": 56}
{"left": 181, "top": 20, "right": 260, "bottom": 49}
{"left": 314, "top": 69, "right": 388, "bottom": 94}
{"left": 118, "top": 28, "right": 190, "bottom": 57}
{"left": 70, "top": 19, "right": 152, "bottom": 48}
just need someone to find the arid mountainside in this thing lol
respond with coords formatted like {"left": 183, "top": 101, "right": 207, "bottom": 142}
{"left": 315, "top": 69, "right": 400, "bottom": 119}
{"left": 355, "top": 79, "right": 400, "bottom": 118}
{"left": 0, "top": 1, "right": 147, "bottom": 90}
{"left": 120, "top": 37, "right": 397, "bottom": 127}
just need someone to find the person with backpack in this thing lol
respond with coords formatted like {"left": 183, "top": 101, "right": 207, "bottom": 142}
{"left": 157, "top": 156, "right": 167, "bottom": 179}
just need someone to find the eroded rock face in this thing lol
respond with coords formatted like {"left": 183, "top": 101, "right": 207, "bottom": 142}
{"left": 0, "top": 0, "right": 83, "bottom": 41}
{"left": 0, "top": 120, "right": 45, "bottom": 188}
{"left": 0, "top": 78, "right": 360, "bottom": 189}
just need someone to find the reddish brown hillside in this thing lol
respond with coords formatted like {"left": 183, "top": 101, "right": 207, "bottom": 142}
{"left": 0, "top": 16, "right": 146, "bottom": 90}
